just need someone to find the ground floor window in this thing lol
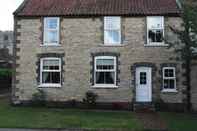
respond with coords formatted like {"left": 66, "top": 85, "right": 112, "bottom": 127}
{"left": 39, "top": 57, "right": 61, "bottom": 87}
{"left": 162, "top": 67, "right": 176, "bottom": 92}
{"left": 94, "top": 56, "right": 117, "bottom": 87}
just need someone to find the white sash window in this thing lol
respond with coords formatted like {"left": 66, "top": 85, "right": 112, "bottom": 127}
{"left": 94, "top": 56, "right": 117, "bottom": 88}
{"left": 104, "top": 17, "right": 121, "bottom": 45}
{"left": 44, "top": 17, "right": 60, "bottom": 46}
{"left": 162, "top": 67, "right": 177, "bottom": 92}
{"left": 39, "top": 58, "right": 61, "bottom": 87}
{"left": 147, "top": 16, "right": 164, "bottom": 45}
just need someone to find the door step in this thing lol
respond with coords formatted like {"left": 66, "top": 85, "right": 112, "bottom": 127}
{"left": 133, "top": 102, "right": 155, "bottom": 112}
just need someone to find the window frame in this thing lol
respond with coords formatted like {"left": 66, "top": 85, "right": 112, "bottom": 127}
{"left": 43, "top": 17, "right": 60, "bottom": 46}
{"left": 39, "top": 57, "right": 62, "bottom": 88}
{"left": 146, "top": 16, "right": 165, "bottom": 46}
{"left": 93, "top": 56, "right": 117, "bottom": 88}
{"left": 162, "top": 67, "right": 177, "bottom": 92}
{"left": 104, "top": 16, "right": 121, "bottom": 45}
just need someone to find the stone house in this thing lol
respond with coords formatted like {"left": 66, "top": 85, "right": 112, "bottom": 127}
{"left": 12, "top": 0, "right": 197, "bottom": 111}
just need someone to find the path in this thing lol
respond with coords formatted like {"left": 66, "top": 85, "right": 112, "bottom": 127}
{"left": 135, "top": 112, "right": 168, "bottom": 131}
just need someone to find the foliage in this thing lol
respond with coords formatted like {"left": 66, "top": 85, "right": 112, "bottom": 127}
{"left": 0, "top": 68, "right": 12, "bottom": 77}
{"left": 68, "top": 98, "right": 77, "bottom": 107}
{"left": 32, "top": 89, "right": 46, "bottom": 106}
{"left": 167, "top": 0, "right": 197, "bottom": 111}
{"left": 83, "top": 91, "right": 98, "bottom": 107}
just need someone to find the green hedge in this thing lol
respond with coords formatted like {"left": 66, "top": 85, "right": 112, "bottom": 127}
{"left": 0, "top": 69, "right": 12, "bottom": 77}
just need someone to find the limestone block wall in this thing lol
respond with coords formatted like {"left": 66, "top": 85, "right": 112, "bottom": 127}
{"left": 13, "top": 16, "right": 186, "bottom": 105}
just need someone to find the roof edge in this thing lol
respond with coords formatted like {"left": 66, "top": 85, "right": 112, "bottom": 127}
{"left": 15, "top": 12, "right": 181, "bottom": 17}
{"left": 13, "top": 0, "right": 29, "bottom": 16}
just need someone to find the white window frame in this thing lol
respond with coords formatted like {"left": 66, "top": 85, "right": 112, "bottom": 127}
{"left": 162, "top": 67, "right": 177, "bottom": 92}
{"left": 104, "top": 16, "right": 121, "bottom": 45}
{"left": 93, "top": 56, "right": 118, "bottom": 88}
{"left": 43, "top": 17, "right": 60, "bottom": 46}
{"left": 146, "top": 16, "right": 165, "bottom": 46}
{"left": 39, "top": 57, "right": 62, "bottom": 88}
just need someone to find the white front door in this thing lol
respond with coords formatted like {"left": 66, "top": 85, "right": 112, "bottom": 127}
{"left": 136, "top": 67, "right": 152, "bottom": 102}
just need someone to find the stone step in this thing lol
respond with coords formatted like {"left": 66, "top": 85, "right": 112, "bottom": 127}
{"left": 133, "top": 102, "right": 155, "bottom": 112}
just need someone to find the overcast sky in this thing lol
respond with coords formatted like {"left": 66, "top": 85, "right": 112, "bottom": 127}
{"left": 0, "top": 0, "right": 24, "bottom": 31}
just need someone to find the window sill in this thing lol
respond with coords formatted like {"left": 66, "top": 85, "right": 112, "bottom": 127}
{"left": 161, "top": 89, "right": 178, "bottom": 93}
{"left": 38, "top": 84, "right": 62, "bottom": 88}
{"left": 40, "top": 44, "right": 61, "bottom": 47}
{"left": 144, "top": 43, "right": 168, "bottom": 47}
{"left": 103, "top": 44, "right": 123, "bottom": 47}
{"left": 92, "top": 85, "right": 118, "bottom": 89}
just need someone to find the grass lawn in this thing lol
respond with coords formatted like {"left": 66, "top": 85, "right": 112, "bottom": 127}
{"left": 160, "top": 112, "right": 197, "bottom": 131}
{"left": 1, "top": 97, "right": 197, "bottom": 131}
{"left": 0, "top": 98, "right": 142, "bottom": 130}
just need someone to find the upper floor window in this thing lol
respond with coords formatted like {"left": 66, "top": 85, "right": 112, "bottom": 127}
{"left": 39, "top": 58, "right": 61, "bottom": 87}
{"left": 94, "top": 56, "right": 117, "bottom": 87}
{"left": 162, "top": 67, "right": 176, "bottom": 92}
{"left": 43, "top": 17, "right": 60, "bottom": 46}
{"left": 147, "top": 16, "right": 164, "bottom": 45}
{"left": 104, "top": 17, "right": 121, "bottom": 45}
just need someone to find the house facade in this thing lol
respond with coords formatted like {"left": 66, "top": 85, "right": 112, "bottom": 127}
{"left": 13, "top": 0, "right": 196, "bottom": 111}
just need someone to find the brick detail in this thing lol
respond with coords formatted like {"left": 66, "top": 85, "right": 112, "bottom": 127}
{"left": 39, "top": 17, "right": 44, "bottom": 45}
{"left": 12, "top": 17, "right": 21, "bottom": 104}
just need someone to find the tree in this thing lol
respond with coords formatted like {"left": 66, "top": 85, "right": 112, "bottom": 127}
{"left": 168, "top": 0, "right": 197, "bottom": 111}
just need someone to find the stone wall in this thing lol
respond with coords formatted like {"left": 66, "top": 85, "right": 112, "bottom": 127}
{"left": 13, "top": 16, "right": 186, "bottom": 108}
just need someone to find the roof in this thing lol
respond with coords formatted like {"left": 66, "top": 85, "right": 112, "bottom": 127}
{"left": 14, "top": 0, "right": 181, "bottom": 17}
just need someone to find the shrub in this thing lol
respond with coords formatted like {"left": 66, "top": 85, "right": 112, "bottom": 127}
{"left": 83, "top": 91, "right": 98, "bottom": 108}
{"left": 68, "top": 97, "right": 77, "bottom": 107}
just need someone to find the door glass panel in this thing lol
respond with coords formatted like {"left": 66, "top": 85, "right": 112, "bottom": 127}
{"left": 140, "top": 72, "right": 147, "bottom": 85}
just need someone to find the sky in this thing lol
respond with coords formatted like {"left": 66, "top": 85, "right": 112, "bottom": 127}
{"left": 0, "top": 0, "right": 24, "bottom": 31}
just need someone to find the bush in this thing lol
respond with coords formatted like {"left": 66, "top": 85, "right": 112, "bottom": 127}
{"left": 83, "top": 91, "right": 98, "bottom": 108}
{"left": 32, "top": 89, "right": 46, "bottom": 106}
{"left": 68, "top": 98, "right": 77, "bottom": 107}
{"left": 0, "top": 68, "right": 12, "bottom": 77}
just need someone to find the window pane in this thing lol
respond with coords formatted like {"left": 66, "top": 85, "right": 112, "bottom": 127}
{"left": 104, "top": 17, "right": 120, "bottom": 30}
{"left": 105, "top": 30, "right": 120, "bottom": 44}
{"left": 42, "top": 72, "right": 60, "bottom": 84}
{"left": 147, "top": 17, "right": 163, "bottom": 29}
{"left": 96, "top": 72, "right": 115, "bottom": 84}
{"left": 140, "top": 72, "right": 147, "bottom": 85}
{"left": 97, "top": 59, "right": 114, "bottom": 65}
{"left": 43, "top": 59, "right": 59, "bottom": 66}
{"left": 148, "top": 29, "right": 163, "bottom": 43}
{"left": 43, "top": 59, "right": 60, "bottom": 70}
{"left": 43, "top": 65, "right": 59, "bottom": 70}
{"left": 45, "top": 31, "right": 58, "bottom": 43}
{"left": 164, "top": 79, "right": 175, "bottom": 89}
{"left": 46, "top": 18, "right": 58, "bottom": 29}
{"left": 96, "top": 59, "right": 114, "bottom": 70}
{"left": 164, "top": 69, "right": 174, "bottom": 77}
